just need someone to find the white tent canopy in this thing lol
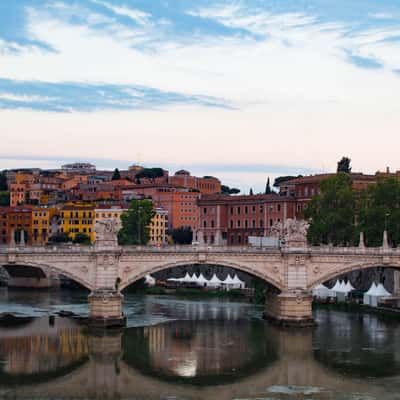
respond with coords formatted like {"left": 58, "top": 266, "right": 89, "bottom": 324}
{"left": 331, "top": 280, "right": 343, "bottom": 292}
{"left": 196, "top": 273, "right": 209, "bottom": 286}
{"left": 312, "top": 283, "right": 334, "bottom": 299}
{"left": 232, "top": 274, "right": 245, "bottom": 289}
{"left": 375, "top": 283, "right": 392, "bottom": 297}
{"left": 144, "top": 275, "right": 156, "bottom": 286}
{"left": 364, "top": 283, "right": 391, "bottom": 307}
{"left": 208, "top": 273, "right": 223, "bottom": 287}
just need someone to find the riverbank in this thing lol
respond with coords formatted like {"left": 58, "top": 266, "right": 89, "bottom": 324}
{"left": 143, "top": 286, "right": 248, "bottom": 299}
{"left": 313, "top": 301, "right": 400, "bottom": 320}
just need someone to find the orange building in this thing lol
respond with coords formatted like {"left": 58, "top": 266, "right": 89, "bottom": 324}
{"left": 9, "top": 183, "right": 26, "bottom": 206}
{"left": 6, "top": 206, "right": 33, "bottom": 245}
{"left": 168, "top": 170, "right": 221, "bottom": 194}
{"left": 151, "top": 191, "right": 200, "bottom": 232}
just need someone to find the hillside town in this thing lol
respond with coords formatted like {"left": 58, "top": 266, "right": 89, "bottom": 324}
{"left": 0, "top": 161, "right": 397, "bottom": 247}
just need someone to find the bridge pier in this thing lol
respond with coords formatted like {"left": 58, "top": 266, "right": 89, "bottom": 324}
{"left": 88, "top": 290, "right": 126, "bottom": 328}
{"left": 264, "top": 290, "right": 314, "bottom": 327}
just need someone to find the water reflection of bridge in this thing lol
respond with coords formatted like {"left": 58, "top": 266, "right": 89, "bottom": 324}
{"left": 1, "top": 313, "right": 399, "bottom": 399}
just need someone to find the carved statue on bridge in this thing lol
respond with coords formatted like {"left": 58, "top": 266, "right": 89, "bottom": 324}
{"left": 95, "top": 219, "right": 119, "bottom": 248}
{"left": 271, "top": 218, "right": 309, "bottom": 247}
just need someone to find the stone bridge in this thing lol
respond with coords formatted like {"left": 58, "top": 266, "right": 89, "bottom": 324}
{"left": 0, "top": 230, "right": 399, "bottom": 326}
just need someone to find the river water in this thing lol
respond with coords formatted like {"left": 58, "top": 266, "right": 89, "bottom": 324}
{"left": 0, "top": 288, "right": 399, "bottom": 399}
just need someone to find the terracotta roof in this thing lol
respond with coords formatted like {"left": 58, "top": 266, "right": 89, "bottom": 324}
{"left": 198, "top": 193, "right": 294, "bottom": 205}
{"left": 279, "top": 173, "right": 376, "bottom": 186}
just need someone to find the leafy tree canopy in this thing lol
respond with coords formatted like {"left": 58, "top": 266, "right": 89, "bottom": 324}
{"left": 0, "top": 192, "right": 9, "bottom": 206}
{"left": 337, "top": 156, "right": 352, "bottom": 173}
{"left": 171, "top": 226, "right": 193, "bottom": 245}
{"left": 359, "top": 177, "right": 400, "bottom": 247}
{"left": 118, "top": 199, "right": 155, "bottom": 245}
{"left": 305, "top": 173, "right": 357, "bottom": 246}
{"left": 49, "top": 232, "right": 70, "bottom": 244}
{"left": 135, "top": 168, "right": 164, "bottom": 182}
{"left": 73, "top": 232, "right": 91, "bottom": 245}
{"left": 112, "top": 168, "right": 121, "bottom": 180}
{"left": 273, "top": 175, "right": 303, "bottom": 187}
{"left": 0, "top": 172, "right": 7, "bottom": 191}
{"left": 221, "top": 185, "right": 240, "bottom": 195}
{"left": 265, "top": 177, "right": 271, "bottom": 194}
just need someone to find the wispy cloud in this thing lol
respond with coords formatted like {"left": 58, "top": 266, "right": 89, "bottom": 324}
{"left": 0, "top": 78, "right": 232, "bottom": 112}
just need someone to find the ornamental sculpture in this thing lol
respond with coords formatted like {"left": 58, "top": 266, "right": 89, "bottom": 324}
{"left": 271, "top": 218, "right": 309, "bottom": 247}
{"left": 95, "top": 219, "right": 119, "bottom": 248}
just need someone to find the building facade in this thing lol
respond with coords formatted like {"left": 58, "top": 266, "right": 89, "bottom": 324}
{"left": 60, "top": 203, "right": 95, "bottom": 242}
{"left": 197, "top": 194, "right": 297, "bottom": 245}
{"left": 148, "top": 208, "right": 168, "bottom": 245}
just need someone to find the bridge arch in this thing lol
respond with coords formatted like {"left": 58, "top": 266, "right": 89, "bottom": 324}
{"left": 120, "top": 259, "right": 284, "bottom": 292}
{"left": 0, "top": 262, "right": 93, "bottom": 291}
{"left": 308, "top": 262, "right": 400, "bottom": 290}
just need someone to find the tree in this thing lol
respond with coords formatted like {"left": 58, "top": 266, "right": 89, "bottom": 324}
{"left": 171, "top": 226, "right": 193, "bottom": 245}
{"left": 273, "top": 175, "right": 302, "bottom": 187}
{"left": 0, "top": 192, "right": 9, "bottom": 206}
{"left": 118, "top": 199, "right": 155, "bottom": 245}
{"left": 49, "top": 232, "right": 71, "bottom": 244}
{"left": 337, "top": 156, "right": 352, "bottom": 173}
{"left": 359, "top": 177, "right": 400, "bottom": 247}
{"left": 304, "top": 173, "right": 357, "bottom": 246}
{"left": 73, "top": 232, "right": 91, "bottom": 245}
{"left": 0, "top": 172, "right": 7, "bottom": 191}
{"left": 249, "top": 188, "right": 254, "bottom": 196}
{"left": 112, "top": 168, "right": 121, "bottom": 180}
{"left": 135, "top": 168, "right": 164, "bottom": 182}
{"left": 221, "top": 185, "right": 240, "bottom": 195}
{"left": 265, "top": 178, "right": 271, "bottom": 194}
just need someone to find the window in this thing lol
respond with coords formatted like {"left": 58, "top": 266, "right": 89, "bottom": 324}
{"left": 252, "top": 219, "right": 256, "bottom": 228}
{"left": 260, "top": 220, "right": 264, "bottom": 228}
{"left": 237, "top": 220, "right": 241, "bottom": 227}
{"left": 269, "top": 219, "right": 273, "bottom": 227}
{"left": 230, "top": 220, "right": 234, "bottom": 228}
{"left": 237, "top": 206, "right": 241, "bottom": 214}
{"left": 230, "top": 207, "right": 234, "bottom": 214}
{"left": 244, "top": 220, "right": 248, "bottom": 228}
{"left": 260, "top": 205, "right": 264, "bottom": 212}
{"left": 252, "top": 205, "right": 256, "bottom": 213}
{"left": 277, "top": 204, "right": 281, "bottom": 212}
{"left": 245, "top": 206, "right": 248, "bottom": 214}
{"left": 203, "top": 207, "right": 207, "bottom": 214}
{"left": 203, "top": 220, "right": 207, "bottom": 228}
{"left": 211, "top": 220, "right": 215, "bottom": 228}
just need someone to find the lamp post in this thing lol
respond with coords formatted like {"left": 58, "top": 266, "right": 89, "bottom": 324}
{"left": 137, "top": 206, "right": 142, "bottom": 244}
{"left": 385, "top": 212, "right": 390, "bottom": 232}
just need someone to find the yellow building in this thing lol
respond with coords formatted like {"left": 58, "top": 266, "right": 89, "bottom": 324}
{"left": 31, "top": 208, "right": 50, "bottom": 245}
{"left": 60, "top": 203, "right": 95, "bottom": 242}
{"left": 94, "top": 207, "right": 127, "bottom": 240}
{"left": 149, "top": 208, "right": 168, "bottom": 245}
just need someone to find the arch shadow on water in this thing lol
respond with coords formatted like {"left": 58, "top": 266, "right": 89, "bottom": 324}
{"left": 122, "top": 318, "right": 279, "bottom": 386}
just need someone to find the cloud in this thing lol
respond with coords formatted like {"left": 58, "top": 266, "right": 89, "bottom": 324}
{"left": 0, "top": 79, "right": 232, "bottom": 112}
{"left": 90, "top": 0, "right": 152, "bottom": 26}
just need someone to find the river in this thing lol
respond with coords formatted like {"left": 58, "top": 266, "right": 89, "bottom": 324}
{"left": 0, "top": 288, "right": 399, "bottom": 399}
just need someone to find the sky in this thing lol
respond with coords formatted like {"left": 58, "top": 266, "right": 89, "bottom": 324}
{"left": 0, "top": 0, "right": 400, "bottom": 192}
